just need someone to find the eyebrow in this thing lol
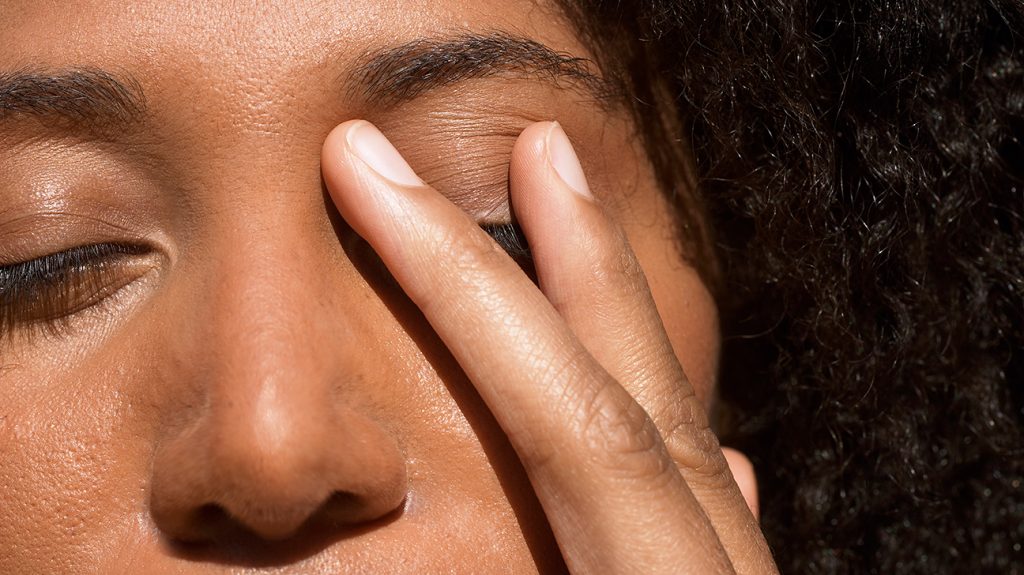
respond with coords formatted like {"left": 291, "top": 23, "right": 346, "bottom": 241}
{"left": 0, "top": 68, "right": 146, "bottom": 131}
{"left": 349, "top": 32, "right": 617, "bottom": 107}
{"left": 0, "top": 33, "right": 616, "bottom": 136}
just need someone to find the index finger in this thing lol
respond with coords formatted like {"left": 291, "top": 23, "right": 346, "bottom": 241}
{"left": 321, "top": 120, "right": 734, "bottom": 573}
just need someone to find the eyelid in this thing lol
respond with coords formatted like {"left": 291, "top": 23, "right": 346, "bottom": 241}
{"left": 0, "top": 242, "right": 148, "bottom": 273}
{"left": 409, "top": 138, "right": 517, "bottom": 215}
{"left": 371, "top": 106, "right": 539, "bottom": 214}
{"left": 0, "top": 205, "right": 168, "bottom": 267}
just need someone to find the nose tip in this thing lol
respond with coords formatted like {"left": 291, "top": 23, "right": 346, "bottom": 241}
{"left": 149, "top": 402, "right": 408, "bottom": 543}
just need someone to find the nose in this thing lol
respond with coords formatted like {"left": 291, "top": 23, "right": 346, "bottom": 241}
{"left": 148, "top": 240, "right": 408, "bottom": 543}
{"left": 150, "top": 391, "right": 408, "bottom": 542}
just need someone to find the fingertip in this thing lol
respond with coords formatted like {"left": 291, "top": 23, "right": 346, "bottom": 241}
{"left": 322, "top": 120, "right": 423, "bottom": 188}
{"left": 508, "top": 120, "right": 621, "bottom": 304}
{"left": 545, "top": 122, "right": 592, "bottom": 199}
{"left": 321, "top": 120, "right": 365, "bottom": 208}
{"left": 321, "top": 119, "right": 364, "bottom": 170}
{"left": 508, "top": 121, "right": 561, "bottom": 245}
{"left": 511, "top": 120, "right": 554, "bottom": 162}
{"left": 320, "top": 120, "right": 418, "bottom": 258}
{"left": 510, "top": 121, "right": 593, "bottom": 206}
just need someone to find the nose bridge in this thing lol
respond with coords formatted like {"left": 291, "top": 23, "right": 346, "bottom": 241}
{"left": 205, "top": 226, "right": 316, "bottom": 373}
{"left": 190, "top": 220, "right": 329, "bottom": 476}
{"left": 198, "top": 130, "right": 347, "bottom": 347}
{"left": 169, "top": 114, "right": 361, "bottom": 416}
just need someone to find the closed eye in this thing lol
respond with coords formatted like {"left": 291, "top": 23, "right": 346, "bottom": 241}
{"left": 0, "top": 242, "right": 153, "bottom": 337}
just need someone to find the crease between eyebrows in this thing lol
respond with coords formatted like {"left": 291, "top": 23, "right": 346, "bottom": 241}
{"left": 348, "top": 31, "right": 617, "bottom": 107}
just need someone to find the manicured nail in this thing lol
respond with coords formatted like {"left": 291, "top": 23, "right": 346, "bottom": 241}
{"left": 346, "top": 121, "right": 423, "bottom": 187}
{"left": 546, "top": 122, "right": 592, "bottom": 199}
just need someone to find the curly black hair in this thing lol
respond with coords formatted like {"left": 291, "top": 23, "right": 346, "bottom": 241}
{"left": 564, "top": 0, "right": 1024, "bottom": 572}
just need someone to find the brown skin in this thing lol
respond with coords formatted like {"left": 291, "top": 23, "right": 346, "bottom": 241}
{"left": 0, "top": 1, "right": 773, "bottom": 573}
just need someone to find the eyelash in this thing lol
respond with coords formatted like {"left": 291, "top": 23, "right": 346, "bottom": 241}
{"left": 0, "top": 243, "right": 150, "bottom": 338}
{"left": 480, "top": 221, "right": 532, "bottom": 262}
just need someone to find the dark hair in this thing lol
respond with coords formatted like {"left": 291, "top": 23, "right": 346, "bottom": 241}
{"left": 564, "top": 1, "right": 1024, "bottom": 572}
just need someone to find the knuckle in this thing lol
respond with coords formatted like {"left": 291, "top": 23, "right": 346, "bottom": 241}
{"left": 588, "top": 226, "right": 645, "bottom": 285}
{"left": 580, "top": 395, "right": 671, "bottom": 480}
{"left": 657, "top": 391, "right": 729, "bottom": 479}
{"left": 537, "top": 362, "right": 675, "bottom": 481}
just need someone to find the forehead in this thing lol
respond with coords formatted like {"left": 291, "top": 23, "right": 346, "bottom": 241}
{"left": 1, "top": 1, "right": 584, "bottom": 75}
{"left": 1, "top": 1, "right": 601, "bottom": 176}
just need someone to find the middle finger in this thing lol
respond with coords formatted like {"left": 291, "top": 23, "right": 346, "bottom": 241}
{"left": 321, "top": 119, "right": 730, "bottom": 573}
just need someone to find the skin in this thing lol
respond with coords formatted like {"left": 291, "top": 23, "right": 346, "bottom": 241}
{"left": 0, "top": 1, "right": 774, "bottom": 573}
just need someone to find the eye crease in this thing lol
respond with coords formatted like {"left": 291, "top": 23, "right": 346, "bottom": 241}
{"left": 381, "top": 127, "right": 533, "bottom": 261}
{"left": 397, "top": 127, "right": 522, "bottom": 213}
{"left": 369, "top": 93, "right": 556, "bottom": 213}
{"left": 0, "top": 242, "right": 151, "bottom": 337}
{"left": 389, "top": 125, "right": 534, "bottom": 263}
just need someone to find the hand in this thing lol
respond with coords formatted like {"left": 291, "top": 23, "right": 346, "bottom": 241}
{"left": 321, "top": 119, "right": 778, "bottom": 574}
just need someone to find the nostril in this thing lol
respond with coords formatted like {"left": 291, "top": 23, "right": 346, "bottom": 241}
{"left": 161, "top": 491, "right": 410, "bottom": 568}
{"left": 319, "top": 490, "right": 409, "bottom": 527}
{"left": 155, "top": 502, "right": 240, "bottom": 544}
{"left": 216, "top": 497, "right": 323, "bottom": 542}
{"left": 149, "top": 391, "right": 410, "bottom": 554}
{"left": 163, "top": 498, "right": 408, "bottom": 568}
{"left": 170, "top": 500, "right": 313, "bottom": 545}
{"left": 174, "top": 503, "right": 258, "bottom": 544}
{"left": 189, "top": 503, "right": 233, "bottom": 543}
{"left": 160, "top": 488, "right": 409, "bottom": 547}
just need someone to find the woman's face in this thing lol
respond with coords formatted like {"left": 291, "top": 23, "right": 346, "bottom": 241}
{"left": 0, "top": 1, "right": 719, "bottom": 572}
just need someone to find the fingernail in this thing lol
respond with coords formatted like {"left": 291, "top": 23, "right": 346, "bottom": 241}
{"left": 346, "top": 121, "right": 423, "bottom": 187}
{"left": 546, "top": 122, "right": 592, "bottom": 199}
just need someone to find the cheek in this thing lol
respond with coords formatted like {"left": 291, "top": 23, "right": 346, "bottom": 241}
{"left": 0, "top": 349, "right": 143, "bottom": 573}
{"left": 616, "top": 196, "right": 721, "bottom": 409}
{"left": 644, "top": 256, "right": 721, "bottom": 409}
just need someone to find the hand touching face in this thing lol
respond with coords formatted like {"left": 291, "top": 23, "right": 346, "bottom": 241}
{"left": 321, "top": 119, "right": 774, "bottom": 573}
{"left": 0, "top": 1, "right": 752, "bottom": 572}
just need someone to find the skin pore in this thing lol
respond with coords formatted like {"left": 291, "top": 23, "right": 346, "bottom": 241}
{"left": 0, "top": 1, "right": 761, "bottom": 573}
